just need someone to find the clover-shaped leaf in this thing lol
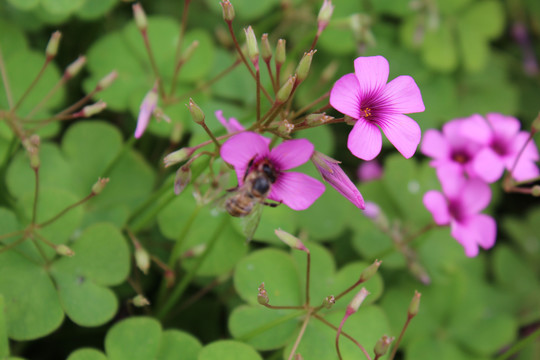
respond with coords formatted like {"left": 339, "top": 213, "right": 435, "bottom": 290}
{"left": 198, "top": 340, "right": 262, "bottom": 360}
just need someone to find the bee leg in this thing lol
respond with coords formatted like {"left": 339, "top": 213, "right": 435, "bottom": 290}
{"left": 225, "top": 186, "right": 239, "bottom": 192}
{"left": 263, "top": 200, "right": 282, "bottom": 208}
{"left": 243, "top": 156, "right": 257, "bottom": 182}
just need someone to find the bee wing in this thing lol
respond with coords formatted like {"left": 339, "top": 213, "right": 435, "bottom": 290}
{"left": 240, "top": 201, "right": 264, "bottom": 243}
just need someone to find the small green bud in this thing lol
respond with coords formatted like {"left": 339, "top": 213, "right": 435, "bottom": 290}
{"left": 306, "top": 113, "right": 333, "bottom": 126}
{"left": 65, "top": 55, "right": 86, "bottom": 79}
{"left": 244, "top": 26, "right": 259, "bottom": 66}
{"left": 181, "top": 244, "right": 207, "bottom": 259}
{"left": 374, "top": 335, "right": 394, "bottom": 357}
{"left": 220, "top": 0, "right": 235, "bottom": 22}
{"left": 24, "top": 135, "right": 41, "bottom": 170}
{"left": 174, "top": 165, "right": 191, "bottom": 195}
{"left": 92, "top": 177, "right": 110, "bottom": 195}
{"left": 408, "top": 290, "right": 421, "bottom": 317}
{"left": 56, "top": 244, "right": 75, "bottom": 257}
{"left": 187, "top": 98, "right": 205, "bottom": 125}
{"left": 80, "top": 100, "right": 107, "bottom": 118}
{"left": 46, "top": 31, "right": 62, "bottom": 59}
{"left": 276, "top": 75, "right": 296, "bottom": 103}
{"left": 359, "top": 259, "right": 382, "bottom": 282}
{"left": 348, "top": 287, "right": 369, "bottom": 313}
{"left": 132, "top": 294, "right": 150, "bottom": 307}
{"left": 275, "top": 39, "right": 286, "bottom": 67}
{"left": 317, "top": 0, "right": 334, "bottom": 33}
{"left": 257, "top": 283, "right": 269, "bottom": 305}
{"left": 135, "top": 246, "right": 151, "bottom": 274}
{"left": 97, "top": 70, "right": 118, "bottom": 91}
{"left": 163, "top": 147, "right": 195, "bottom": 168}
{"left": 261, "top": 33, "right": 272, "bottom": 62}
{"left": 322, "top": 295, "right": 335, "bottom": 309}
{"left": 275, "top": 229, "right": 307, "bottom": 251}
{"left": 276, "top": 119, "right": 294, "bottom": 137}
{"left": 532, "top": 185, "right": 540, "bottom": 197}
{"left": 295, "top": 50, "right": 316, "bottom": 82}
{"left": 132, "top": 3, "right": 148, "bottom": 32}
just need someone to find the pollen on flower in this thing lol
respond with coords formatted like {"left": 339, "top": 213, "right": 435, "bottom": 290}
{"left": 361, "top": 107, "right": 372, "bottom": 118}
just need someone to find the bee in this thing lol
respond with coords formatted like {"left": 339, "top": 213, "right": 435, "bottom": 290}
{"left": 225, "top": 158, "right": 280, "bottom": 217}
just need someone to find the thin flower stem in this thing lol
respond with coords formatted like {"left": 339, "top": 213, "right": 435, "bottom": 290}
{"left": 504, "top": 132, "right": 535, "bottom": 191}
{"left": 514, "top": 175, "right": 540, "bottom": 186}
{"left": 26, "top": 76, "right": 66, "bottom": 118}
{"left": 291, "top": 116, "right": 345, "bottom": 132}
{"left": 290, "top": 91, "right": 330, "bottom": 120}
{"left": 495, "top": 326, "right": 540, "bottom": 360}
{"left": 31, "top": 168, "right": 39, "bottom": 224}
{"left": 388, "top": 314, "right": 413, "bottom": 360}
{"left": 265, "top": 60, "right": 277, "bottom": 94}
{"left": 239, "top": 310, "right": 307, "bottom": 342}
{"left": 305, "top": 249, "right": 311, "bottom": 306}
{"left": 256, "top": 68, "right": 261, "bottom": 121}
{"left": 11, "top": 58, "right": 51, "bottom": 113}
{"left": 335, "top": 314, "right": 347, "bottom": 360}
{"left": 262, "top": 303, "right": 305, "bottom": 310}
{"left": 32, "top": 231, "right": 58, "bottom": 251}
{"left": 0, "top": 46, "right": 14, "bottom": 108}
{"left": 38, "top": 193, "right": 95, "bottom": 228}
{"left": 141, "top": 31, "right": 166, "bottom": 99}
{"left": 314, "top": 314, "right": 372, "bottom": 360}
{"left": 0, "top": 229, "right": 25, "bottom": 242}
{"left": 31, "top": 237, "right": 49, "bottom": 263}
{"left": 402, "top": 222, "right": 437, "bottom": 246}
{"left": 0, "top": 237, "right": 26, "bottom": 255}
{"left": 200, "top": 122, "right": 221, "bottom": 149}
{"left": 175, "top": 273, "right": 228, "bottom": 313}
{"left": 56, "top": 89, "right": 98, "bottom": 117}
{"left": 334, "top": 279, "right": 364, "bottom": 302}
{"left": 174, "top": 0, "right": 191, "bottom": 63}
{"left": 157, "top": 214, "right": 228, "bottom": 320}
{"left": 287, "top": 308, "right": 313, "bottom": 360}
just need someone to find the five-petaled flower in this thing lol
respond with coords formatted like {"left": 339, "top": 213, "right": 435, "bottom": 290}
{"left": 220, "top": 132, "right": 325, "bottom": 210}
{"left": 330, "top": 55, "right": 425, "bottom": 160}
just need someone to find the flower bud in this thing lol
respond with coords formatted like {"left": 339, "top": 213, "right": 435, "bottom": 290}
{"left": 322, "top": 295, "right": 335, "bottom": 309}
{"left": 276, "top": 75, "right": 296, "bottom": 103}
{"left": 24, "top": 135, "right": 41, "bottom": 170}
{"left": 306, "top": 113, "right": 332, "bottom": 126}
{"left": 132, "top": 294, "right": 150, "bottom": 307}
{"left": 46, "top": 31, "right": 62, "bottom": 59}
{"left": 348, "top": 287, "right": 369, "bottom": 314}
{"left": 132, "top": 3, "right": 148, "bottom": 32}
{"left": 408, "top": 290, "right": 421, "bottom": 317}
{"left": 362, "top": 202, "right": 380, "bottom": 219}
{"left": 374, "top": 335, "right": 394, "bottom": 357}
{"left": 181, "top": 244, "right": 207, "bottom": 258}
{"left": 275, "top": 229, "right": 308, "bottom": 251}
{"left": 135, "top": 246, "right": 151, "bottom": 274}
{"left": 187, "top": 98, "right": 205, "bottom": 125}
{"left": 164, "top": 269, "right": 175, "bottom": 288}
{"left": 92, "top": 177, "right": 110, "bottom": 195}
{"left": 317, "top": 0, "right": 334, "bottom": 33}
{"left": 244, "top": 26, "right": 259, "bottom": 66}
{"left": 359, "top": 259, "right": 382, "bottom": 282}
{"left": 295, "top": 50, "right": 316, "bottom": 83}
{"left": 275, "top": 39, "right": 286, "bottom": 67}
{"left": 163, "top": 147, "right": 195, "bottom": 168}
{"left": 56, "top": 244, "right": 75, "bottom": 257}
{"left": 174, "top": 165, "right": 191, "bottom": 195}
{"left": 257, "top": 283, "right": 269, "bottom": 305}
{"left": 64, "top": 55, "right": 86, "bottom": 79}
{"left": 261, "top": 33, "right": 272, "bottom": 62}
{"left": 220, "top": 0, "right": 235, "bottom": 22}
{"left": 532, "top": 185, "right": 540, "bottom": 197}
{"left": 134, "top": 85, "right": 159, "bottom": 138}
{"left": 97, "top": 70, "right": 118, "bottom": 91}
{"left": 80, "top": 101, "right": 107, "bottom": 118}
{"left": 276, "top": 119, "right": 294, "bottom": 137}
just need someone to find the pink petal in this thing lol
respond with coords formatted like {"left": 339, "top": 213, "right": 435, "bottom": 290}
{"left": 486, "top": 113, "right": 520, "bottom": 139}
{"left": 510, "top": 132, "right": 539, "bottom": 161}
{"left": 460, "top": 178, "right": 491, "bottom": 215}
{"left": 436, "top": 164, "right": 465, "bottom": 199}
{"left": 215, "top": 110, "right": 245, "bottom": 133}
{"left": 134, "top": 106, "right": 152, "bottom": 138}
{"left": 421, "top": 129, "right": 450, "bottom": 160}
{"left": 347, "top": 118, "right": 382, "bottom": 160}
{"left": 329, "top": 73, "right": 361, "bottom": 119}
{"left": 509, "top": 157, "right": 539, "bottom": 182}
{"left": 215, "top": 110, "right": 228, "bottom": 128}
{"left": 268, "top": 172, "right": 325, "bottom": 210}
{"left": 460, "top": 114, "right": 492, "bottom": 145}
{"left": 472, "top": 148, "right": 505, "bottom": 183}
{"left": 378, "top": 113, "right": 421, "bottom": 159}
{"left": 353, "top": 56, "right": 389, "bottom": 95}
{"left": 269, "top": 139, "right": 314, "bottom": 170}
{"left": 220, "top": 132, "right": 269, "bottom": 183}
{"left": 382, "top": 75, "right": 425, "bottom": 114}
{"left": 468, "top": 214, "right": 497, "bottom": 250}
{"left": 423, "top": 190, "right": 450, "bottom": 225}
{"left": 451, "top": 221, "right": 480, "bottom": 257}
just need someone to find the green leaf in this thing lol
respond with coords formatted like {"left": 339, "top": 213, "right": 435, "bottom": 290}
{"left": 407, "top": 338, "right": 473, "bottom": 360}
{"left": 42, "top": 0, "right": 85, "bottom": 14}
{"left": 462, "top": 0, "right": 504, "bottom": 39}
{"left": 203, "top": 0, "right": 279, "bottom": 20}
{"left": 198, "top": 340, "right": 262, "bottom": 360}
{"left": 421, "top": 22, "right": 458, "bottom": 72}
{"left": 0, "top": 295, "right": 8, "bottom": 357}
{"left": 6, "top": 0, "right": 39, "bottom": 11}
{"left": 436, "top": 0, "right": 471, "bottom": 15}
{"left": 457, "top": 19, "right": 489, "bottom": 72}
{"left": 156, "top": 330, "right": 202, "bottom": 360}
{"left": 67, "top": 348, "right": 107, "bottom": 360}
{"left": 76, "top": 0, "right": 117, "bottom": 20}
{"left": 105, "top": 317, "right": 162, "bottom": 360}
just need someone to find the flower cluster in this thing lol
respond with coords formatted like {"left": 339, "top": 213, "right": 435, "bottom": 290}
{"left": 421, "top": 113, "right": 539, "bottom": 256}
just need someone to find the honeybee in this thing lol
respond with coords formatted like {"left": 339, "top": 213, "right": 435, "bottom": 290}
{"left": 225, "top": 158, "right": 280, "bottom": 217}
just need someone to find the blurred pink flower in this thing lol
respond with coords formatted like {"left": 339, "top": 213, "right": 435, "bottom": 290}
{"left": 311, "top": 151, "right": 365, "bottom": 209}
{"left": 215, "top": 110, "right": 244, "bottom": 133}
{"left": 357, "top": 160, "right": 383, "bottom": 182}
{"left": 221, "top": 132, "right": 325, "bottom": 210}
{"left": 330, "top": 55, "right": 425, "bottom": 160}
{"left": 423, "top": 165, "right": 496, "bottom": 257}
{"left": 134, "top": 85, "right": 158, "bottom": 138}
{"left": 461, "top": 113, "right": 539, "bottom": 182}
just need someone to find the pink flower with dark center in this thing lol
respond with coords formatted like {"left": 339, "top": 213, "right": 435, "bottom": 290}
{"left": 215, "top": 110, "right": 244, "bottom": 133}
{"left": 134, "top": 85, "right": 158, "bottom": 138}
{"left": 423, "top": 165, "right": 496, "bottom": 257}
{"left": 220, "top": 132, "right": 325, "bottom": 210}
{"left": 421, "top": 116, "right": 484, "bottom": 178}
{"left": 329, "top": 55, "right": 425, "bottom": 160}
{"left": 460, "top": 113, "right": 539, "bottom": 182}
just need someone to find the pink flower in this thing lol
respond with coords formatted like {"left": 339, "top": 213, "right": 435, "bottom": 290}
{"left": 423, "top": 165, "right": 496, "bottom": 257}
{"left": 421, "top": 116, "right": 483, "bottom": 178}
{"left": 311, "top": 151, "right": 365, "bottom": 209}
{"left": 220, "top": 132, "right": 325, "bottom": 210}
{"left": 215, "top": 110, "right": 244, "bottom": 133}
{"left": 330, "top": 55, "right": 425, "bottom": 160}
{"left": 357, "top": 160, "right": 383, "bottom": 182}
{"left": 134, "top": 85, "right": 158, "bottom": 139}
{"left": 460, "top": 113, "right": 539, "bottom": 182}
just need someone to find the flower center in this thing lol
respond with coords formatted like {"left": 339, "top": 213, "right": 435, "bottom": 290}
{"left": 451, "top": 150, "right": 470, "bottom": 164}
{"left": 491, "top": 137, "right": 509, "bottom": 156}
{"left": 361, "top": 107, "right": 372, "bottom": 119}
{"left": 448, "top": 199, "right": 465, "bottom": 222}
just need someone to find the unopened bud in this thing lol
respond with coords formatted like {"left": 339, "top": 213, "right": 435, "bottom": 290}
{"left": 295, "top": 50, "right": 316, "bottom": 82}
{"left": 56, "top": 244, "right": 74, "bottom": 257}
{"left": 135, "top": 246, "right": 151, "bottom": 274}
{"left": 276, "top": 75, "right": 296, "bottom": 103}
{"left": 257, "top": 283, "right": 269, "bottom": 305}
{"left": 181, "top": 244, "right": 207, "bottom": 258}
{"left": 24, "top": 135, "right": 41, "bottom": 170}
{"left": 261, "top": 33, "right": 272, "bottom": 62}
{"left": 275, "top": 39, "right": 286, "bottom": 67}
{"left": 532, "top": 112, "right": 540, "bottom": 133}
{"left": 80, "top": 101, "right": 107, "bottom": 118}
{"left": 132, "top": 294, "right": 150, "bottom": 307}
{"left": 64, "top": 56, "right": 86, "bottom": 79}
{"left": 46, "top": 31, "right": 62, "bottom": 59}
{"left": 164, "top": 270, "right": 175, "bottom": 288}
{"left": 359, "top": 259, "right": 382, "bottom": 282}
{"left": 277, "top": 119, "right": 294, "bottom": 136}
{"left": 348, "top": 287, "right": 369, "bottom": 314}
{"left": 244, "top": 26, "right": 259, "bottom": 66}
{"left": 532, "top": 185, "right": 540, "bottom": 197}
{"left": 97, "top": 70, "right": 118, "bottom": 91}
{"left": 187, "top": 98, "right": 205, "bottom": 125}
{"left": 408, "top": 290, "right": 421, "bottom": 317}
{"left": 374, "top": 335, "right": 394, "bottom": 357}
{"left": 181, "top": 40, "right": 199, "bottom": 62}
{"left": 164, "top": 147, "right": 195, "bottom": 168}
{"left": 317, "top": 0, "right": 334, "bottom": 33}
{"left": 275, "top": 229, "right": 308, "bottom": 251}
{"left": 92, "top": 177, "right": 110, "bottom": 195}
{"left": 132, "top": 3, "right": 148, "bottom": 32}
{"left": 220, "top": 0, "right": 235, "bottom": 22}
{"left": 174, "top": 165, "right": 191, "bottom": 195}
{"left": 322, "top": 295, "right": 335, "bottom": 309}
{"left": 306, "top": 113, "right": 333, "bottom": 126}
